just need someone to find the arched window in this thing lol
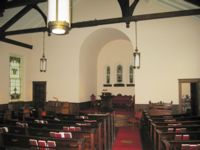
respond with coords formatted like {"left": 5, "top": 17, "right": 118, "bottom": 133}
{"left": 106, "top": 66, "right": 111, "bottom": 84}
{"left": 129, "top": 65, "right": 134, "bottom": 83}
{"left": 117, "top": 65, "right": 123, "bottom": 83}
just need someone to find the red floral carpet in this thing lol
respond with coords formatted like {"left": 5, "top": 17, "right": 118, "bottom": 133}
{"left": 112, "top": 127, "right": 142, "bottom": 150}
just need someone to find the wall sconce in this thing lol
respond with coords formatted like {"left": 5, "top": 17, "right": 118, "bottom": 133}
{"left": 48, "top": 0, "right": 71, "bottom": 35}
{"left": 40, "top": 32, "right": 47, "bottom": 72}
{"left": 133, "top": 21, "right": 140, "bottom": 69}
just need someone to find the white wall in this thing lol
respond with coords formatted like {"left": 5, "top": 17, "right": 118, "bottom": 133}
{"left": 28, "top": 32, "right": 82, "bottom": 102}
{"left": 0, "top": 35, "right": 32, "bottom": 104}
{"left": 97, "top": 39, "right": 134, "bottom": 97}
{"left": 135, "top": 17, "right": 200, "bottom": 104}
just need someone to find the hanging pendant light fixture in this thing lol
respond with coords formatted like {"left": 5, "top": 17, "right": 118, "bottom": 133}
{"left": 48, "top": 0, "right": 71, "bottom": 35}
{"left": 133, "top": 21, "right": 140, "bottom": 69}
{"left": 40, "top": 32, "right": 47, "bottom": 72}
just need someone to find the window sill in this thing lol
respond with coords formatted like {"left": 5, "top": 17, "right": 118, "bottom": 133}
{"left": 114, "top": 83, "right": 125, "bottom": 87}
{"left": 103, "top": 84, "right": 112, "bottom": 87}
{"left": 126, "top": 84, "right": 135, "bottom": 87}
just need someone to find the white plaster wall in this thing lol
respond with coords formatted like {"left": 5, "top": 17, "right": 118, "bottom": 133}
{"left": 97, "top": 39, "right": 134, "bottom": 98}
{"left": 134, "top": 17, "right": 200, "bottom": 104}
{"left": 0, "top": 35, "right": 32, "bottom": 104}
{"left": 79, "top": 27, "right": 130, "bottom": 102}
{"left": 27, "top": 32, "right": 83, "bottom": 102}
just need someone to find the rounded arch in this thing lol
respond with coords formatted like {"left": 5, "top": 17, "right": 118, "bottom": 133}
{"left": 79, "top": 27, "right": 132, "bottom": 101}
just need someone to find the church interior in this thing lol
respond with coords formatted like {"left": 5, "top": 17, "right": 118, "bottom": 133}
{"left": 0, "top": 0, "right": 200, "bottom": 149}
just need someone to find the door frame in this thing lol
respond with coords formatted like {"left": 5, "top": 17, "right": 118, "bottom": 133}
{"left": 178, "top": 78, "right": 200, "bottom": 113}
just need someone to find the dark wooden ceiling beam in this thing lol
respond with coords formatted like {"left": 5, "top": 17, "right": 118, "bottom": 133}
{"left": 4, "top": 27, "right": 48, "bottom": 36}
{"left": 72, "top": 9, "right": 200, "bottom": 28}
{"left": 129, "top": 0, "right": 139, "bottom": 15}
{"left": 0, "top": 0, "right": 6, "bottom": 16}
{"left": 184, "top": 0, "right": 200, "bottom": 7}
{"left": 0, "top": 1, "right": 47, "bottom": 49}
{"left": 0, "top": 37, "right": 33, "bottom": 49}
{"left": 118, "top": 0, "right": 130, "bottom": 17}
{"left": 1, "top": 5, "right": 33, "bottom": 32}
{"left": 5, "top": 0, "right": 47, "bottom": 9}
{"left": 117, "top": 0, "right": 139, "bottom": 27}
{"left": 33, "top": 5, "right": 47, "bottom": 25}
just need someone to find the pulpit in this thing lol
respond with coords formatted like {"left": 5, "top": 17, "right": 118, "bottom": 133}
{"left": 100, "top": 92, "right": 113, "bottom": 112}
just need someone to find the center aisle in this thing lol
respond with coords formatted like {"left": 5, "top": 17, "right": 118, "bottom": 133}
{"left": 112, "top": 127, "right": 143, "bottom": 150}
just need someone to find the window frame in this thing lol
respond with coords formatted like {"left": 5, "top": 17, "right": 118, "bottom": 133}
{"left": 9, "top": 56, "right": 22, "bottom": 100}
{"left": 116, "top": 64, "right": 123, "bottom": 83}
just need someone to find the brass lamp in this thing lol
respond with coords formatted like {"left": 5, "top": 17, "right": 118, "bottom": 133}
{"left": 48, "top": 0, "right": 71, "bottom": 35}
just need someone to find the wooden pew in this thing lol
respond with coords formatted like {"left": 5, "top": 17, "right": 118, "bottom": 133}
{"left": 151, "top": 120, "right": 200, "bottom": 145}
{"left": 47, "top": 112, "right": 115, "bottom": 150}
{"left": 0, "top": 121, "right": 100, "bottom": 150}
{"left": 31, "top": 121, "right": 102, "bottom": 150}
{"left": 2, "top": 112, "right": 114, "bottom": 150}
{"left": 162, "top": 139, "right": 200, "bottom": 150}
{"left": 38, "top": 112, "right": 112, "bottom": 150}
{"left": 148, "top": 101, "right": 173, "bottom": 117}
{"left": 148, "top": 116, "right": 200, "bottom": 141}
{"left": 1, "top": 133, "right": 85, "bottom": 150}
{"left": 142, "top": 112, "right": 188, "bottom": 136}
{"left": 141, "top": 111, "right": 200, "bottom": 150}
{"left": 155, "top": 125, "right": 200, "bottom": 150}
{"left": 87, "top": 112, "right": 115, "bottom": 150}
{"left": 28, "top": 127, "right": 96, "bottom": 150}
{"left": 1, "top": 116, "right": 103, "bottom": 150}
{"left": 2, "top": 125, "right": 96, "bottom": 150}
{"left": 157, "top": 130, "right": 200, "bottom": 150}
{"left": 143, "top": 111, "right": 197, "bottom": 132}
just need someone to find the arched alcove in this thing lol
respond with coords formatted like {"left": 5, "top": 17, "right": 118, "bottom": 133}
{"left": 79, "top": 28, "right": 133, "bottom": 101}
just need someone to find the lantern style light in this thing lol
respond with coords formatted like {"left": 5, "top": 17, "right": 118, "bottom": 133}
{"left": 48, "top": 0, "right": 71, "bottom": 35}
{"left": 133, "top": 48, "right": 140, "bottom": 69}
{"left": 40, "top": 32, "right": 47, "bottom": 72}
{"left": 133, "top": 21, "right": 140, "bottom": 69}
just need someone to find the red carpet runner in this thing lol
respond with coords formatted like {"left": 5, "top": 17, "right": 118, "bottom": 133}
{"left": 112, "top": 127, "right": 142, "bottom": 150}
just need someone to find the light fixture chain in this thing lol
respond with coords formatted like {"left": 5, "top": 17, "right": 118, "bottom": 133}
{"left": 56, "top": 0, "right": 58, "bottom": 21}
{"left": 135, "top": 21, "right": 138, "bottom": 49}
{"left": 43, "top": 32, "right": 45, "bottom": 56}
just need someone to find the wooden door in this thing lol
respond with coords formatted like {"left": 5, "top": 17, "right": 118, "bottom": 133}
{"left": 191, "top": 83, "right": 198, "bottom": 115}
{"left": 32, "top": 81, "right": 46, "bottom": 109}
{"left": 191, "top": 82, "right": 200, "bottom": 116}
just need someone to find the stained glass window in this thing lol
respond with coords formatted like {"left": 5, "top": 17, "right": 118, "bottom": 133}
{"left": 129, "top": 65, "right": 134, "bottom": 83}
{"left": 117, "top": 65, "right": 123, "bottom": 83}
{"left": 10, "top": 56, "right": 21, "bottom": 100}
{"left": 106, "top": 66, "right": 110, "bottom": 84}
